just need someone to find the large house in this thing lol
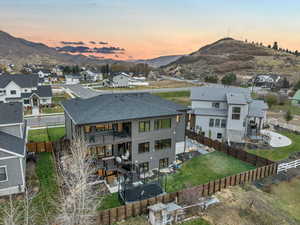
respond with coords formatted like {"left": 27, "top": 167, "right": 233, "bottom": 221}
{"left": 190, "top": 85, "right": 268, "bottom": 143}
{"left": 0, "top": 74, "right": 52, "bottom": 109}
{"left": 0, "top": 102, "right": 27, "bottom": 196}
{"left": 61, "top": 93, "right": 187, "bottom": 176}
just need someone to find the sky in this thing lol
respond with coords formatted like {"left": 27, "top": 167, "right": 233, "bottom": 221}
{"left": 0, "top": 0, "right": 300, "bottom": 60}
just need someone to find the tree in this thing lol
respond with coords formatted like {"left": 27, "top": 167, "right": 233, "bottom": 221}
{"left": 294, "top": 80, "right": 300, "bottom": 90}
{"left": 221, "top": 73, "right": 237, "bottom": 85}
{"left": 204, "top": 75, "right": 218, "bottom": 83}
{"left": 272, "top": 41, "right": 278, "bottom": 50}
{"left": 295, "top": 50, "right": 299, "bottom": 56}
{"left": 284, "top": 109, "right": 293, "bottom": 124}
{"left": 267, "top": 44, "right": 271, "bottom": 48}
{"left": 281, "top": 77, "right": 290, "bottom": 88}
{"left": 56, "top": 138, "right": 99, "bottom": 225}
{"left": 265, "top": 94, "right": 278, "bottom": 109}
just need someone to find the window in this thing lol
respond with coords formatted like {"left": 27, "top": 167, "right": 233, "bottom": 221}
{"left": 0, "top": 166, "right": 7, "bottom": 182}
{"left": 24, "top": 99, "right": 30, "bottom": 104}
{"left": 221, "top": 119, "right": 227, "bottom": 128}
{"left": 209, "top": 119, "right": 214, "bottom": 127}
{"left": 159, "top": 158, "right": 169, "bottom": 169}
{"left": 232, "top": 107, "right": 241, "bottom": 120}
{"left": 138, "top": 142, "right": 150, "bottom": 153}
{"left": 139, "top": 120, "right": 150, "bottom": 132}
{"left": 139, "top": 162, "right": 149, "bottom": 173}
{"left": 215, "top": 119, "right": 220, "bottom": 127}
{"left": 10, "top": 90, "right": 16, "bottom": 95}
{"left": 217, "top": 133, "right": 222, "bottom": 139}
{"left": 95, "top": 123, "right": 112, "bottom": 132}
{"left": 155, "top": 139, "right": 171, "bottom": 151}
{"left": 154, "top": 118, "right": 171, "bottom": 130}
{"left": 212, "top": 102, "right": 220, "bottom": 108}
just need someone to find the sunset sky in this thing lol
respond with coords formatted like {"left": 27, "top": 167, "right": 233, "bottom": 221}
{"left": 0, "top": 0, "right": 299, "bottom": 60}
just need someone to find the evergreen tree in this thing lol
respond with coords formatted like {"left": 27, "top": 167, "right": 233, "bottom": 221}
{"left": 272, "top": 41, "right": 278, "bottom": 50}
{"left": 221, "top": 73, "right": 237, "bottom": 85}
{"left": 284, "top": 109, "right": 293, "bottom": 124}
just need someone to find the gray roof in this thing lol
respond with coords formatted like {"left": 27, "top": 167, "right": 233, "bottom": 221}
{"left": 248, "top": 100, "right": 268, "bottom": 118}
{"left": 0, "top": 102, "right": 23, "bottom": 125}
{"left": 61, "top": 93, "right": 187, "bottom": 125}
{"left": 21, "top": 85, "right": 52, "bottom": 98}
{"left": 0, "top": 74, "right": 39, "bottom": 88}
{"left": 226, "top": 93, "right": 247, "bottom": 105}
{"left": 191, "top": 85, "right": 251, "bottom": 102}
{"left": 191, "top": 108, "right": 228, "bottom": 117}
{"left": 0, "top": 131, "right": 25, "bottom": 156}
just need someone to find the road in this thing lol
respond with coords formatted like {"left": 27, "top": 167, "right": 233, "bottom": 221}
{"left": 63, "top": 84, "right": 101, "bottom": 99}
{"left": 25, "top": 114, "right": 65, "bottom": 127}
{"left": 98, "top": 87, "right": 193, "bottom": 94}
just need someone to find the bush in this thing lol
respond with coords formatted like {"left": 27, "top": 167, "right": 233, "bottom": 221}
{"left": 221, "top": 72, "right": 237, "bottom": 85}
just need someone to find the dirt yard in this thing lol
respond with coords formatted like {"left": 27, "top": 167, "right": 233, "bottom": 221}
{"left": 268, "top": 111, "right": 300, "bottom": 126}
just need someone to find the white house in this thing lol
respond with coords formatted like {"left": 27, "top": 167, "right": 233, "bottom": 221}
{"left": 65, "top": 74, "right": 81, "bottom": 85}
{"left": 0, "top": 74, "right": 52, "bottom": 109}
{"left": 110, "top": 72, "right": 130, "bottom": 87}
{"left": 190, "top": 85, "right": 268, "bottom": 143}
{"left": 81, "top": 70, "right": 102, "bottom": 82}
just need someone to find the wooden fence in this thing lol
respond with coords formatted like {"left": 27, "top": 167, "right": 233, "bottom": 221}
{"left": 26, "top": 142, "right": 54, "bottom": 153}
{"left": 97, "top": 130, "right": 278, "bottom": 225}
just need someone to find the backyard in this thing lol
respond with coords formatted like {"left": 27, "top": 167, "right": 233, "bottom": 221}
{"left": 154, "top": 90, "right": 191, "bottom": 106}
{"left": 28, "top": 127, "right": 66, "bottom": 142}
{"left": 246, "top": 130, "right": 300, "bottom": 161}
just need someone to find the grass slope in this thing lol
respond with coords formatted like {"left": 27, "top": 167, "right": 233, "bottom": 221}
{"left": 28, "top": 127, "right": 65, "bottom": 142}
{"left": 154, "top": 91, "right": 191, "bottom": 106}
{"left": 166, "top": 151, "right": 256, "bottom": 193}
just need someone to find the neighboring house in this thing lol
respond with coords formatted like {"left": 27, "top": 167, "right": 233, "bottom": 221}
{"left": 250, "top": 74, "right": 281, "bottom": 89}
{"left": 190, "top": 85, "right": 268, "bottom": 143}
{"left": 129, "top": 77, "right": 149, "bottom": 86}
{"left": 61, "top": 93, "right": 187, "bottom": 176}
{"left": 0, "top": 102, "right": 27, "bottom": 196}
{"left": 81, "top": 70, "right": 103, "bottom": 82}
{"left": 0, "top": 74, "right": 52, "bottom": 109}
{"left": 37, "top": 70, "right": 51, "bottom": 79}
{"left": 65, "top": 74, "right": 81, "bottom": 85}
{"left": 109, "top": 72, "right": 130, "bottom": 87}
{"left": 292, "top": 90, "right": 300, "bottom": 105}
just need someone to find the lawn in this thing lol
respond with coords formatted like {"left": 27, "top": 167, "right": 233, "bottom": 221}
{"left": 52, "top": 93, "right": 71, "bottom": 104}
{"left": 166, "top": 151, "right": 256, "bottom": 193}
{"left": 246, "top": 130, "right": 300, "bottom": 161}
{"left": 32, "top": 152, "right": 60, "bottom": 224}
{"left": 98, "top": 193, "right": 123, "bottom": 210}
{"left": 154, "top": 91, "right": 191, "bottom": 106}
{"left": 28, "top": 127, "right": 66, "bottom": 142}
{"left": 41, "top": 105, "right": 64, "bottom": 114}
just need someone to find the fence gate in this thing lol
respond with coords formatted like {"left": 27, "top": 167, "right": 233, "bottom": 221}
{"left": 277, "top": 159, "right": 300, "bottom": 173}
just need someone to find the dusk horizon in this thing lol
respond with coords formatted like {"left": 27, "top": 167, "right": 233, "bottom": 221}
{"left": 1, "top": 0, "right": 299, "bottom": 60}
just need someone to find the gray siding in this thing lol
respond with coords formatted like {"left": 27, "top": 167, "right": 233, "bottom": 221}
{"left": 65, "top": 112, "right": 73, "bottom": 140}
{"left": 0, "top": 157, "right": 24, "bottom": 190}
{"left": 0, "top": 124, "right": 22, "bottom": 138}
{"left": 175, "top": 113, "right": 187, "bottom": 142}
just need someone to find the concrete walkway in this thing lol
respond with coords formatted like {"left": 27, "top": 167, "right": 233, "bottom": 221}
{"left": 261, "top": 130, "right": 292, "bottom": 147}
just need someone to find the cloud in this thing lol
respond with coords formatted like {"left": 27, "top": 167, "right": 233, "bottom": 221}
{"left": 56, "top": 45, "right": 125, "bottom": 54}
{"left": 93, "top": 47, "right": 125, "bottom": 54}
{"left": 56, "top": 46, "right": 90, "bottom": 53}
{"left": 99, "top": 41, "right": 108, "bottom": 45}
{"left": 60, "top": 41, "right": 85, "bottom": 45}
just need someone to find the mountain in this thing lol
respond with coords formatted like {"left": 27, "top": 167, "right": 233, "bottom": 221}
{"left": 163, "top": 38, "right": 300, "bottom": 81}
{"left": 132, "top": 55, "right": 183, "bottom": 68}
{"left": 0, "top": 31, "right": 116, "bottom": 67}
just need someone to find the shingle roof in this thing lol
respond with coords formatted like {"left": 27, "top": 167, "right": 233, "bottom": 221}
{"left": 191, "top": 85, "right": 251, "bottom": 102}
{"left": 21, "top": 85, "right": 52, "bottom": 98}
{"left": 0, "top": 74, "right": 39, "bottom": 88}
{"left": 61, "top": 93, "right": 187, "bottom": 125}
{"left": 248, "top": 100, "right": 268, "bottom": 118}
{"left": 0, "top": 131, "right": 25, "bottom": 156}
{"left": 226, "top": 93, "right": 247, "bottom": 105}
{"left": 0, "top": 102, "right": 23, "bottom": 125}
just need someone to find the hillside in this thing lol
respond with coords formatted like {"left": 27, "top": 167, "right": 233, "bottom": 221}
{"left": 0, "top": 31, "right": 115, "bottom": 68}
{"left": 163, "top": 38, "right": 300, "bottom": 81}
{"left": 132, "top": 55, "right": 183, "bottom": 68}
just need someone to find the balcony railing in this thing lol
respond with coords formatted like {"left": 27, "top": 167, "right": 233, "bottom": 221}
{"left": 85, "top": 130, "right": 131, "bottom": 145}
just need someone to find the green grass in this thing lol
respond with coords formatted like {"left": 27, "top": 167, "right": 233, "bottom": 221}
{"left": 166, "top": 151, "right": 256, "bottom": 193}
{"left": 52, "top": 93, "right": 71, "bottom": 104}
{"left": 32, "top": 152, "right": 59, "bottom": 224}
{"left": 246, "top": 131, "right": 300, "bottom": 161}
{"left": 41, "top": 105, "right": 64, "bottom": 114}
{"left": 98, "top": 193, "right": 123, "bottom": 210}
{"left": 28, "top": 127, "right": 65, "bottom": 142}
{"left": 154, "top": 91, "right": 191, "bottom": 106}
{"left": 179, "top": 218, "right": 211, "bottom": 225}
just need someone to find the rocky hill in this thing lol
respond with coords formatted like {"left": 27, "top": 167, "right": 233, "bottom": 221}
{"left": 0, "top": 31, "right": 115, "bottom": 68}
{"left": 132, "top": 55, "right": 182, "bottom": 68}
{"left": 163, "top": 38, "right": 300, "bottom": 81}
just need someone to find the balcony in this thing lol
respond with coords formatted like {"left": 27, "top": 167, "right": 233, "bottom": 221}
{"left": 86, "top": 130, "right": 131, "bottom": 146}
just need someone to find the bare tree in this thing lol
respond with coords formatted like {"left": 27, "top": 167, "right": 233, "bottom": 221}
{"left": 56, "top": 137, "right": 99, "bottom": 225}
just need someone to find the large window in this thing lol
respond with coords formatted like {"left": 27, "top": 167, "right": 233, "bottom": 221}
{"left": 139, "top": 162, "right": 149, "bottom": 173}
{"left": 139, "top": 120, "right": 150, "bottom": 132}
{"left": 95, "top": 123, "right": 113, "bottom": 132}
{"left": 232, "top": 107, "right": 241, "bottom": 120}
{"left": 159, "top": 158, "right": 169, "bottom": 169}
{"left": 138, "top": 142, "right": 150, "bottom": 153}
{"left": 155, "top": 139, "right": 171, "bottom": 151}
{"left": 221, "top": 119, "right": 227, "bottom": 128}
{"left": 88, "top": 145, "right": 112, "bottom": 158}
{"left": 10, "top": 90, "right": 16, "bottom": 95}
{"left": 154, "top": 118, "right": 171, "bottom": 130}
{"left": 23, "top": 99, "right": 30, "bottom": 104}
{"left": 209, "top": 119, "right": 214, "bottom": 127}
{"left": 215, "top": 119, "right": 220, "bottom": 127}
{"left": 212, "top": 102, "right": 220, "bottom": 108}
{"left": 0, "top": 166, "right": 7, "bottom": 182}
